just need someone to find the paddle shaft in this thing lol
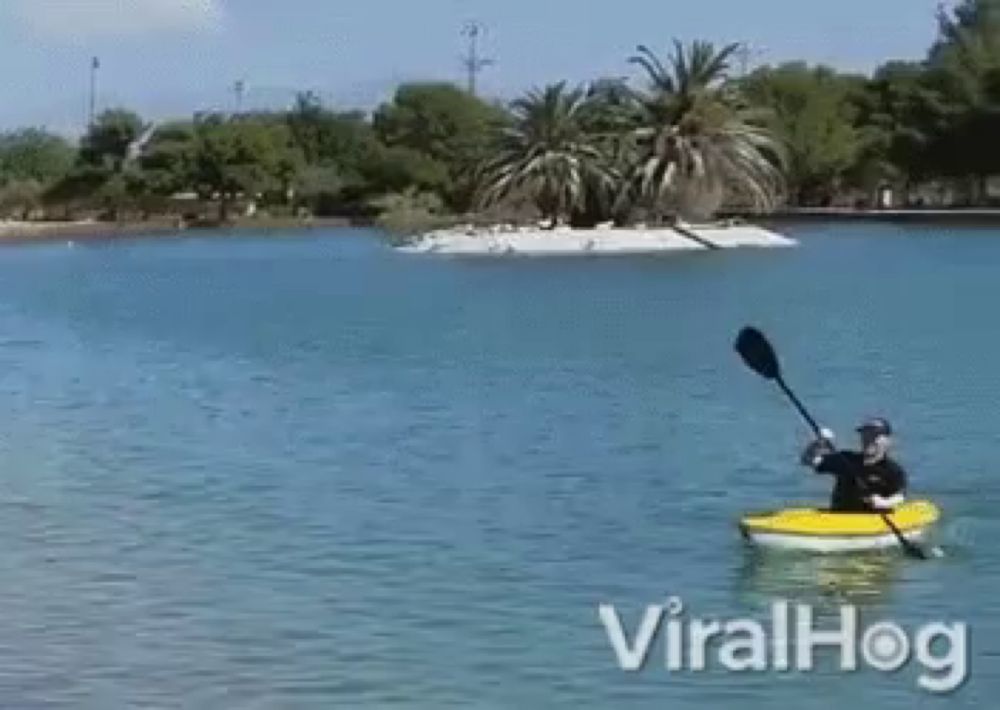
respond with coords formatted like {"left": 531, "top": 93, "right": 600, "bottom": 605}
{"left": 775, "top": 376, "right": 823, "bottom": 438}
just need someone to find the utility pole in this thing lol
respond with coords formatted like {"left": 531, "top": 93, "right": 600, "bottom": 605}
{"left": 736, "top": 43, "right": 764, "bottom": 77}
{"left": 462, "top": 21, "right": 494, "bottom": 96}
{"left": 88, "top": 56, "right": 100, "bottom": 128}
{"left": 233, "top": 79, "right": 246, "bottom": 115}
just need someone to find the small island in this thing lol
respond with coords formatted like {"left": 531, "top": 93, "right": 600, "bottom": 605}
{"left": 398, "top": 44, "right": 795, "bottom": 256}
{"left": 401, "top": 222, "right": 794, "bottom": 256}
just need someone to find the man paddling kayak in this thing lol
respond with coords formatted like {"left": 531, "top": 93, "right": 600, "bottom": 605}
{"left": 800, "top": 417, "right": 908, "bottom": 513}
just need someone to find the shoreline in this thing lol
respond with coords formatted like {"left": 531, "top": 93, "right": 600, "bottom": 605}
{"left": 7, "top": 207, "right": 1000, "bottom": 250}
{"left": 761, "top": 207, "right": 1000, "bottom": 224}
{"left": 0, "top": 217, "right": 355, "bottom": 247}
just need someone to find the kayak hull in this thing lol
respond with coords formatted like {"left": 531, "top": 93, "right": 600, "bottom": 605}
{"left": 742, "top": 528, "right": 928, "bottom": 553}
{"left": 739, "top": 500, "right": 940, "bottom": 554}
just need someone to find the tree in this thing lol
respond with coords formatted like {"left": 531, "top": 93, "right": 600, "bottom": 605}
{"left": 287, "top": 92, "right": 328, "bottom": 165}
{"left": 287, "top": 92, "right": 381, "bottom": 170}
{"left": 285, "top": 92, "right": 389, "bottom": 207}
{"left": 0, "top": 179, "right": 44, "bottom": 219}
{"left": 624, "top": 41, "right": 785, "bottom": 220}
{"left": 79, "top": 109, "right": 147, "bottom": 172}
{"left": 43, "top": 109, "right": 150, "bottom": 218}
{"left": 190, "top": 116, "right": 302, "bottom": 221}
{"left": 43, "top": 165, "right": 109, "bottom": 217}
{"left": 0, "top": 129, "right": 74, "bottom": 184}
{"left": 742, "top": 63, "right": 862, "bottom": 205}
{"left": 477, "top": 82, "right": 616, "bottom": 228}
{"left": 849, "top": 61, "right": 951, "bottom": 197}
{"left": 923, "top": 0, "right": 1000, "bottom": 199}
{"left": 371, "top": 188, "right": 448, "bottom": 234}
{"left": 93, "top": 170, "right": 148, "bottom": 221}
{"left": 294, "top": 164, "right": 349, "bottom": 216}
{"left": 374, "top": 83, "right": 505, "bottom": 208}
{"left": 138, "top": 121, "right": 197, "bottom": 196}
{"left": 930, "top": 0, "right": 1000, "bottom": 93}
{"left": 360, "top": 144, "right": 450, "bottom": 196}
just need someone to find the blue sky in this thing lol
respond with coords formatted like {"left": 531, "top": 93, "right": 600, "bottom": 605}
{"left": 1, "top": 0, "right": 950, "bottom": 133}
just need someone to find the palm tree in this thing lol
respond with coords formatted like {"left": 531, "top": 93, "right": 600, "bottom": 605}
{"left": 623, "top": 41, "right": 785, "bottom": 220}
{"left": 477, "top": 82, "right": 617, "bottom": 228}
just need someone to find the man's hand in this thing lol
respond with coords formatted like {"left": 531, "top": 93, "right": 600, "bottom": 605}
{"left": 800, "top": 435, "right": 835, "bottom": 467}
{"left": 867, "top": 493, "right": 905, "bottom": 511}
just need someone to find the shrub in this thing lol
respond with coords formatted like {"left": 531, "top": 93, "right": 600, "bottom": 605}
{"left": 371, "top": 189, "right": 454, "bottom": 238}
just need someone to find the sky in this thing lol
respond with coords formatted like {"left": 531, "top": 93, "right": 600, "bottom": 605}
{"left": 0, "top": 0, "right": 954, "bottom": 133}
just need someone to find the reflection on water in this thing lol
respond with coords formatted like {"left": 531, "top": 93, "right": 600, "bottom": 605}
{"left": 734, "top": 549, "right": 905, "bottom": 610}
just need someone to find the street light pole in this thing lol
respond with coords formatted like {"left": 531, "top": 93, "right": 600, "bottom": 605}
{"left": 736, "top": 43, "right": 765, "bottom": 77}
{"left": 89, "top": 56, "right": 100, "bottom": 128}
{"left": 233, "top": 79, "right": 246, "bottom": 115}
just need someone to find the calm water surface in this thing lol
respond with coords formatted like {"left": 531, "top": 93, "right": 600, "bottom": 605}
{"left": 0, "top": 223, "right": 995, "bottom": 707}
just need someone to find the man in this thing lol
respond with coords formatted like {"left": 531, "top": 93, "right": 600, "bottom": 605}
{"left": 800, "top": 417, "right": 908, "bottom": 513}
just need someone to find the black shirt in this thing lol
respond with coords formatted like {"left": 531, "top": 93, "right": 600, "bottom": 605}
{"left": 814, "top": 451, "right": 908, "bottom": 513}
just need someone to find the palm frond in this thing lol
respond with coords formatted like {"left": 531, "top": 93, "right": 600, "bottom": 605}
{"left": 623, "top": 40, "right": 786, "bottom": 218}
{"left": 477, "top": 82, "right": 617, "bottom": 223}
{"left": 630, "top": 45, "right": 676, "bottom": 94}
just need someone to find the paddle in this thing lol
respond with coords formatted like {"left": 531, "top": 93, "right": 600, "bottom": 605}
{"left": 734, "top": 326, "right": 928, "bottom": 560}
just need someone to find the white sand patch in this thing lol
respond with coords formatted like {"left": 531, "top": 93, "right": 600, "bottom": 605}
{"left": 399, "top": 223, "right": 796, "bottom": 256}
{"left": 0, "top": 220, "right": 93, "bottom": 238}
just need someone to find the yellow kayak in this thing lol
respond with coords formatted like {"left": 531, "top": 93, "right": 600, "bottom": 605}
{"left": 739, "top": 500, "right": 940, "bottom": 553}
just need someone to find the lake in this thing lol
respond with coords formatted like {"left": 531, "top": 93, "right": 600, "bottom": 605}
{"left": 0, "top": 223, "right": 994, "bottom": 707}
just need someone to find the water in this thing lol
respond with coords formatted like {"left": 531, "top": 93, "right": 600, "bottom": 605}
{"left": 0, "top": 224, "right": 995, "bottom": 707}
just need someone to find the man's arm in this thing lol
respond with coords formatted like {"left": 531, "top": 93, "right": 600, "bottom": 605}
{"left": 801, "top": 438, "right": 836, "bottom": 468}
{"left": 813, "top": 451, "right": 864, "bottom": 476}
{"left": 867, "top": 461, "right": 908, "bottom": 510}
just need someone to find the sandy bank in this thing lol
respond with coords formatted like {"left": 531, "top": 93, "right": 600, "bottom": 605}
{"left": 0, "top": 218, "right": 353, "bottom": 246}
{"left": 399, "top": 223, "right": 796, "bottom": 256}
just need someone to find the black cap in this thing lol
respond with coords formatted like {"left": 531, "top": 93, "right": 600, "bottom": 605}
{"left": 856, "top": 417, "right": 892, "bottom": 436}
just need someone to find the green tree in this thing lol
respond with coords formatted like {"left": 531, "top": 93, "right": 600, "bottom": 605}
{"left": 371, "top": 188, "right": 449, "bottom": 234}
{"left": 287, "top": 92, "right": 328, "bottom": 164}
{"left": 43, "top": 109, "right": 148, "bottom": 218}
{"left": 0, "top": 129, "right": 74, "bottom": 184}
{"left": 43, "top": 165, "right": 109, "bottom": 217}
{"left": 360, "top": 144, "right": 450, "bottom": 196}
{"left": 79, "top": 109, "right": 147, "bottom": 172}
{"left": 477, "top": 82, "right": 616, "bottom": 228}
{"left": 373, "top": 83, "right": 505, "bottom": 208}
{"left": 924, "top": 0, "right": 1000, "bottom": 199}
{"left": 930, "top": 0, "right": 1000, "bottom": 91}
{"left": 312, "top": 111, "right": 381, "bottom": 178}
{"left": 190, "top": 116, "right": 302, "bottom": 221}
{"left": 849, "top": 61, "right": 951, "bottom": 196}
{"left": 0, "top": 179, "right": 44, "bottom": 219}
{"left": 288, "top": 93, "right": 380, "bottom": 165}
{"left": 139, "top": 121, "right": 197, "bottom": 196}
{"left": 624, "top": 41, "right": 785, "bottom": 220}
{"left": 286, "top": 92, "right": 387, "bottom": 208}
{"left": 294, "top": 164, "right": 348, "bottom": 215}
{"left": 742, "top": 63, "right": 862, "bottom": 205}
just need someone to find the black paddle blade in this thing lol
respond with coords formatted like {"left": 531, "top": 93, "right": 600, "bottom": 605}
{"left": 735, "top": 327, "right": 781, "bottom": 381}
